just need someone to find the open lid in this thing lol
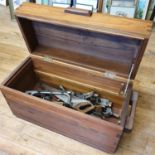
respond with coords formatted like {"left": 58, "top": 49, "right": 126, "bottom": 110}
{"left": 15, "top": 2, "right": 152, "bottom": 80}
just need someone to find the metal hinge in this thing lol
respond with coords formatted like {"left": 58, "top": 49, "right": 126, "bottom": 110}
{"left": 104, "top": 71, "right": 117, "bottom": 79}
{"left": 43, "top": 55, "right": 53, "bottom": 63}
{"left": 123, "top": 64, "right": 135, "bottom": 95}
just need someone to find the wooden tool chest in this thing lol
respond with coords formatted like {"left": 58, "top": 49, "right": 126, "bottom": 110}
{"left": 0, "top": 3, "right": 152, "bottom": 153}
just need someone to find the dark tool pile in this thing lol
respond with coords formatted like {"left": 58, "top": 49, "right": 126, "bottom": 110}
{"left": 25, "top": 84, "right": 120, "bottom": 119}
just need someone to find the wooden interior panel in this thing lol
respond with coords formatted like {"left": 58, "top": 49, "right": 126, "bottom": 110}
{"left": 33, "top": 21, "right": 139, "bottom": 59}
{"left": 34, "top": 46, "right": 131, "bottom": 78}
{"left": 5, "top": 59, "right": 38, "bottom": 91}
{"left": 31, "top": 56, "right": 126, "bottom": 95}
{"left": 16, "top": 17, "right": 38, "bottom": 52}
{"left": 35, "top": 70, "right": 124, "bottom": 106}
{"left": 15, "top": 16, "right": 147, "bottom": 79}
{"left": 32, "top": 20, "right": 141, "bottom": 77}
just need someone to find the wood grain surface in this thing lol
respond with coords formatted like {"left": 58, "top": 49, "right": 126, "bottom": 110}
{"left": 15, "top": 3, "right": 152, "bottom": 39}
{"left": 0, "top": 5, "right": 155, "bottom": 155}
{"left": 2, "top": 4, "right": 143, "bottom": 152}
{"left": 0, "top": 45, "right": 127, "bottom": 152}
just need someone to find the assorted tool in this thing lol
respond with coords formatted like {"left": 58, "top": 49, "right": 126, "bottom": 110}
{"left": 25, "top": 84, "right": 120, "bottom": 119}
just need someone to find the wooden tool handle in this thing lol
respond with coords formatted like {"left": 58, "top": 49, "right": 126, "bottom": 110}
{"left": 74, "top": 102, "right": 95, "bottom": 113}
{"left": 64, "top": 7, "right": 92, "bottom": 16}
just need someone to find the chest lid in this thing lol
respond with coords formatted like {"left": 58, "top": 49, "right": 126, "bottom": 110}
{"left": 15, "top": 2, "right": 152, "bottom": 80}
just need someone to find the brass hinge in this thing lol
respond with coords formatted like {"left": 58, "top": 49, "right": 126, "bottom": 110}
{"left": 104, "top": 71, "right": 117, "bottom": 79}
{"left": 43, "top": 55, "right": 53, "bottom": 63}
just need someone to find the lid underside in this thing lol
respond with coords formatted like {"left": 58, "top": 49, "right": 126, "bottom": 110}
{"left": 15, "top": 3, "right": 152, "bottom": 80}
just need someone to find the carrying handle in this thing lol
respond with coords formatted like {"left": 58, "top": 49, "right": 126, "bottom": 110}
{"left": 125, "top": 91, "right": 139, "bottom": 132}
{"left": 64, "top": 7, "right": 93, "bottom": 16}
